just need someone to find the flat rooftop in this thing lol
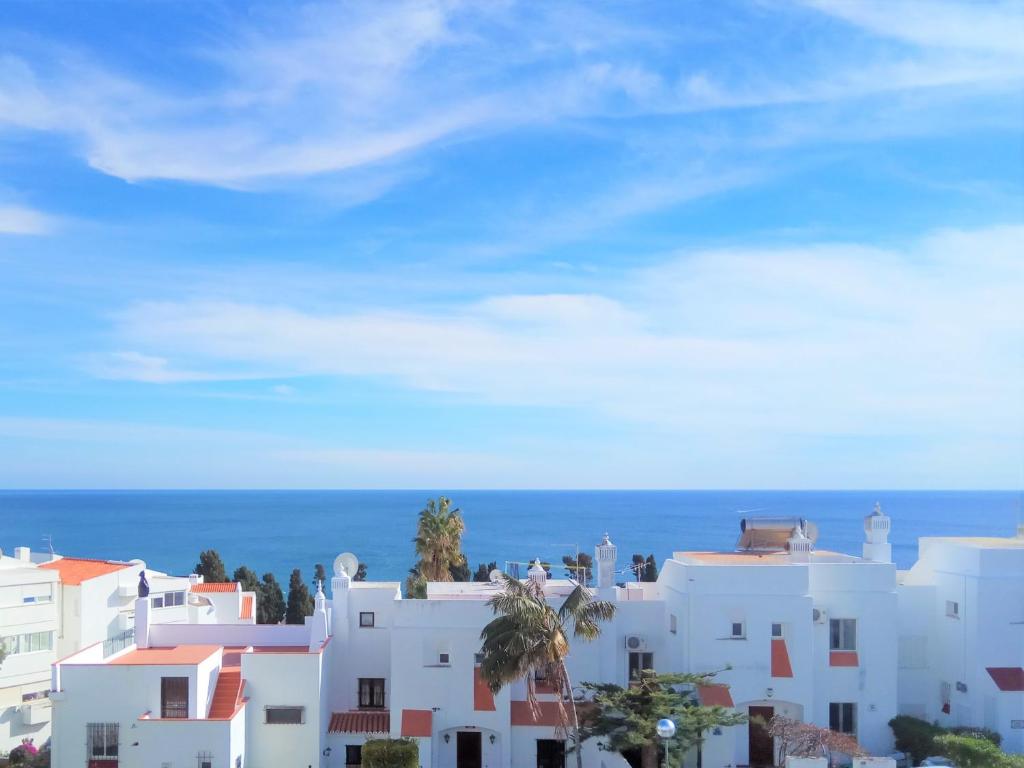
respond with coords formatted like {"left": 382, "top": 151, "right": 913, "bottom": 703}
{"left": 676, "top": 550, "right": 860, "bottom": 565}
{"left": 922, "top": 535, "right": 1024, "bottom": 550}
{"left": 426, "top": 579, "right": 583, "bottom": 600}
{"left": 109, "top": 645, "right": 221, "bottom": 666}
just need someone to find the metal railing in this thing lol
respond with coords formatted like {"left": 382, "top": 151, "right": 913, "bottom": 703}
{"left": 102, "top": 628, "right": 134, "bottom": 658}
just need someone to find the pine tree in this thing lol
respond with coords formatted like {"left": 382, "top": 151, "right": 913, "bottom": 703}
{"left": 196, "top": 550, "right": 228, "bottom": 583}
{"left": 643, "top": 555, "right": 659, "bottom": 582}
{"left": 473, "top": 561, "right": 498, "bottom": 581}
{"left": 631, "top": 553, "right": 645, "bottom": 581}
{"left": 285, "top": 568, "right": 314, "bottom": 625}
{"left": 313, "top": 563, "right": 327, "bottom": 587}
{"left": 448, "top": 560, "right": 472, "bottom": 581}
{"left": 232, "top": 566, "right": 260, "bottom": 594}
{"left": 354, "top": 562, "right": 368, "bottom": 581}
{"left": 562, "top": 552, "right": 593, "bottom": 583}
{"left": 257, "top": 573, "right": 285, "bottom": 625}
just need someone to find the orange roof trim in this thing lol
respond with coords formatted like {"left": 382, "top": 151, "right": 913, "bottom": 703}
{"left": 401, "top": 709, "right": 432, "bottom": 737}
{"left": 473, "top": 667, "right": 496, "bottom": 712}
{"left": 240, "top": 595, "right": 253, "bottom": 620}
{"left": 511, "top": 700, "right": 565, "bottom": 727}
{"left": 830, "top": 650, "right": 859, "bottom": 667}
{"left": 696, "top": 684, "right": 734, "bottom": 708}
{"left": 109, "top": 645, "right": 221, "bottom": 666}
{"left": 39, "top": 557, "right": 132, "bottom": 586}
{"left": 330, "top": 711, "right": 391, "bottom": 733}
{"left": 191, "top": 582, "right": 240, "bottom": 593}
{"left": 771, "top": 638, "right": 794, "bottom": 678}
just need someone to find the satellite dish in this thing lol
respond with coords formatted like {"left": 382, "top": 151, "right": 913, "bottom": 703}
{"left": 334, "top": 552, "right": 359, "bottom": 577}
{"left": 571, "top": 686, "right": 585, "bottom": 702}
{"left": 488, "top": 568, "right": 503, "bottom": 583}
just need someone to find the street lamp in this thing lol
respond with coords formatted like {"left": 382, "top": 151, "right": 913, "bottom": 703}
{"left": 656, "top": 718, "right": 676, "bottom": 768}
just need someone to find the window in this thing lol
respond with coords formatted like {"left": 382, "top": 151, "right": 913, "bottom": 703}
{"left": 628, "top": 652, "right": 654, "bottom": 680}
{"left": 946, "top": 600, "right": 959, "bottom": 619}
{"left": 771, "top": 623, "right": 784, "bottom": 638}
{"left": 197, "top": 752, "right": 213, "bottom": 768}
{"left": 669, "top": 614, "right": 677, "bottom": 634}
{"left": 345, "top": 744, "right": 363, "bottom": 767}
{"left": 537, "top": 738, "right": 566, "bottom": 768}
{"left": 359, "top": 612, "right": 375, "bottom": 628}
{"left": 829, "top": 619, "right": 857, "bottom": 651}
{"left": 731, "top": 621, "right": 745, "bottom": 639}
{"left": 153, "top": 596, "right": 164, "bottom": 608}
{"left": 829, "top": 702, "right": 857, "bottom": 735}
{"left": 358, "top": 678, "right": 385, "bottom": 709}
{"left": 87, "top": 722, "right": 119, "bottom": 760}
{"left": 160, "top": 677, "right": 189, "bottom": 719}
{"left": 1, "top": 631, "right": 53, "bottom": 656}
{"left": 156, "top": 591, "right": 185, "bottom": 609}
{"left": 438, "top": 652, "right": 451, "bottom": 665}
{"left": 265, "top": 706, "right": 304, "bottom": 724}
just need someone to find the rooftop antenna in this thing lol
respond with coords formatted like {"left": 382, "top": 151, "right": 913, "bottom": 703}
{"left": 42, "top": 534, "right": 54, "bottom": 556}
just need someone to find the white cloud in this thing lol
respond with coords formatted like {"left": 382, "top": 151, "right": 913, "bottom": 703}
{"left": 91, "top": 225, "right": 1024, "bottom": 464}
{"left": 0, "top": 205, "right": 57, "bottom": 235}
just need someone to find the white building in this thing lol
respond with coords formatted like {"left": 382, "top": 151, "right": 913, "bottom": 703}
{"left": 896, "top": 526, "right": 1024, "bottom": 753}
{"left": 0, "top": 548, "right": 59, "bottom": 755}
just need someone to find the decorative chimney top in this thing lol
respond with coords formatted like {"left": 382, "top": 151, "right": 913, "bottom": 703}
{"left": 528, "top": 559, "right": 547, "bottom": 588}
{"left": 788, "top": 524, "right": 812, "bottom": 562}
{"left": 862, "top": 502, "right": 892, "bottom": 563}
{"left": 137, "top": 570, "right": 150, "bottom": 598}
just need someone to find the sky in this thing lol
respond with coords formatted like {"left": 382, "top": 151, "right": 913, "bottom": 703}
{"left": 0, "top": 0, "right": 1022, "bottom": 490}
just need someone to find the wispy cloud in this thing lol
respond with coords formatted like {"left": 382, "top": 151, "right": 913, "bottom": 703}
{"left": 0, "top": 204, "right": 56, "bottom": 235}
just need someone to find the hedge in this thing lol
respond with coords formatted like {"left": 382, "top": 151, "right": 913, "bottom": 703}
{"left": 890, "top": 716, "right": 1010, "bottom": 766}
{"left": 361, "top": 737, "right": 419, "bottom": 768}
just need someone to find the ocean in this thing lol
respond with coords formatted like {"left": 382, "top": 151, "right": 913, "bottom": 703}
{"left": 1, "top": 491, "right": 1020, "bottom": 588}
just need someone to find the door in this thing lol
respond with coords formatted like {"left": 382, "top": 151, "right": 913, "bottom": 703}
{"left": 457, "top": 731, "right": 482, "bottom": 768}
{"left": 748, "top": 705, "right": 774, "bottom": 767}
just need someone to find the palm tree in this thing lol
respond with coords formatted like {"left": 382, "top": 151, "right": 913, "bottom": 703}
{"left": 412, "top": 496, "right": 466, "bottom": 582}
{"left": 479, "top": 572, "right": 615, "bottom": 768}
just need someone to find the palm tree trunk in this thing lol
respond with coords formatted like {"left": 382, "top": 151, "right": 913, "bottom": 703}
{"left": 560, "top": 661, "right": 584, "bottom": 768}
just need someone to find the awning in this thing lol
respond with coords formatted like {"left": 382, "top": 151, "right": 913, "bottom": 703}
{"left": 328, "top": 711, "right": 390, "bottom": 734}
{"left": 987, "top": 667, "right": 1024, "bottom": 692}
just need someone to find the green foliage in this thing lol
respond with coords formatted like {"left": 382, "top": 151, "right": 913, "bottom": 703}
{"left": 285, "top": 568, "right": 314, "bottom": 624}
{"left": 947, "top": 726, "right": 1002, "bottom": 747}
{"left": 642, "top": 555, "right": 658, "bottom": 582}
{"left": 412, "top": 496, "right": 467, "bottom": 582}
{"left": 361, "top": 738, "right": 419, "bottom": 768}
{"left": 448, "top": 559, "right": 472, "bottom": 582}
{"left": 257, "top": 572, "right": 285, "bottom": 624}
{"left": 232, "top": 566, "right": 260, "bottom": 594}
{"left": 580, "top": 670, "right": 746, "bottom": 768}
{"left": 405, "top": 564, "right": 427, "bottom": 599}
{"left": 195, "top": 549, "right": 228, "bottom": 583}
{"left": 313, "top": 563, "right": 327, "bottom": 586}
{"left": 354, "top": 562, "right": 368, "bottom": 581}
{"left": 562, "top": 552, "right": 593, "bottom": 583}
{"left": 889, "top": 715, "right": 945, "bottom": 764}
{"left": 935, "top": 733, "right": 1016, "bottom": 768}
{"left": 889, "top": 716, "right": 1009, "bottom": 766}
{"left": 473, "top": 561, "right": 498, "bottom": 581}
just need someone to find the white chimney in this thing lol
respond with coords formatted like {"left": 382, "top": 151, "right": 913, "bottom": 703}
{"left": 308, "top": 582, "right": 329, "bottom": 652}
{"left": 135, "top": 597, "right": 151, "bottom": 649}
{"left": 788, "top": 525, "right": 812, "bottom": 563}
{"left": 13, "top": 547, "right": 30, "bottom": 562}
{"left": 528, "top": 559, "right": 547, "bottom": 590}
{"left": 595, "top": 533, "right": 617, "bottom": 591}
{"left": 863, "top": 502, "right": 892, "bottom": 563}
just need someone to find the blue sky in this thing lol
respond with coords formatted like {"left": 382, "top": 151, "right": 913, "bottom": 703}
{"left": 0, "top": 0, "right": 1021, "bottom": 489}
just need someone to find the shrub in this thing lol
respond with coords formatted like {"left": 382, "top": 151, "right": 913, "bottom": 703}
{"left": 947, "top": 725, "right": 1001, "bottom": 747}
{"left": 889, "top": 715, "right": 944, "bottom": 765}
{"left": 361, "top": 738, "right": 419, "bottom": 768}
{"left": 935, "top": 733, "right": 1014, "bottom": 768}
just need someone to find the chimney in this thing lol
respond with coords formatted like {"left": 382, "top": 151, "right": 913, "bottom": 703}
{"left": 595, "top": 533, "right": 618, "bottom": 591}
{"left": 788, "top": 525, "right": 812, "bottom": 563}
{"left": 863, "top": 502, "right": 892, "bottom": 563}
{"left": 528, "top": 559, "right": 547, "bottom": 590}
{"left": 331, "top": 566, "right": 351, "bottom": 647}
{"left": 135, "top": 597, "right": 151, "bottom": 649}
{"left": 13, "top": 547, "right": 30, "bottom": 562}
{"left": 308, "top": 582, "right": 329, "bottom": 652}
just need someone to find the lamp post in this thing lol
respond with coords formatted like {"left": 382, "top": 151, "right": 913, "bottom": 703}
{"left": 656, "top": 718, "right": 676, "bottom": 768}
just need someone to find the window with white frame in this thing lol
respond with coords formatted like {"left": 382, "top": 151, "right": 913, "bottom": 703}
{"left": 829, "top": 702, "right": 856, "bottom": 735}
{"left": 358, "top": 678, "right": 385, "bottom": 709}
{"left": 1, "top": 631, "right": 53, "bottom": 656}
{"left": 628, "top": 651, "right": 654, "bottom": 680}
{"left": 359, "top": 611, "right": 375, "bottom": 628}
{"left": 669, "top": 614, "right": 677, "bottom": 634}
{"left": 730, "top": 621, "right": 745, "bottom": 639}
{"left": 87, "top": 722, "right": 119, "bottom": 760}
{"left": 771, "top": 622, "right": 784, "bottom": 638}
{"left": 829, "top": 618, "right": 856, "bottom": 651}
{"left": 197, "top": 751, "right": 214, "bottom": 768}
{"left": 945, "top": 600, "right": 959, "bottom": 619}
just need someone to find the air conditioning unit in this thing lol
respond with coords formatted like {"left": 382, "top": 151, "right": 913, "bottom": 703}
{"left": 625, "top": 635, "right": 647, "bottom": 651}
{"left": 117, "top": 612, "right": 133, "bottom": 631}
{"left": 812, "top": 608, "right": 827, "bottom": 624}
{"left": 20, "top": 703, "right": 49, "bottom": 726}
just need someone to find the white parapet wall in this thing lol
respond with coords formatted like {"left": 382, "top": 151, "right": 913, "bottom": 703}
{"left": 853, "top": 759, "right": 897, "bottom": 768}
{"left": 785, "top": 758, "right": 827, "bottom": 768}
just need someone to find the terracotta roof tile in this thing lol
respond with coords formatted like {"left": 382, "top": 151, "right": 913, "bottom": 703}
{"left": 109, "top": 645, "right": 220, "bottom": 666}
{"left": 191, "top": 582, "right": 239, "bottom": 593}
{"left": 988, "top": 667, "right": 1024, "bottom": 691}
{"left": 329, "top": 711, "right": 390, "bottom": 734}
{"left": 39, "top": 557, "right": 132, "bottom": 586}
{"left": 240, "top": 595, "right": 253, "bottom": 620}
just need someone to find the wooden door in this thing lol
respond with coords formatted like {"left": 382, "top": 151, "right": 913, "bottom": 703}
{"left": 457, "top": 731, "right": 482, "bottom": 768}
{"left": 748, "top": 705, "right": 775, "bottom": 767}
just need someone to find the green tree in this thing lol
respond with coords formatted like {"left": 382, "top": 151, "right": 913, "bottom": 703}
{"left": 473, "top": 561, "right": 498, "bottom": 581}
{"left": 642, "top": 555, "right": 658, "bottom": 582}
{"left": 405, "top": 564, "right": 427, "bottom": 599}
{"left": 354, "top": 562, "right": 368, "bottom": 581}
{"left": 580, "top": 670, "right": 746, "bottom": 768}
{"left": 257, "top": 572, "right": 285, "bottom": 625}
{"left": 361, "top": 737, "right": 419, "bottom": 768}
{"left": 449, "top": 559, "right": 472, "bottom": 581}
{"left": 631, "top": 553, "right": 645, "bottom": 581}
{"left": 412, "top": 496, "right": 467, "bottom": 581}
{"left": 562, "top": 552, "right": 593, "bottom": 584}
{"left": 232, "top": 566, "right": 260, "bottom": 594}
{"left": 479, "top": 574, "right": 615, "bottom": 768}
{"left": 313, "top": 563, "right": 327, "bottom": 587}
{"left": 195, "top": 550, "right": 228, "bottom": 583}
{"left": 285, "top": 568, "right": 314, "bottom": 624}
